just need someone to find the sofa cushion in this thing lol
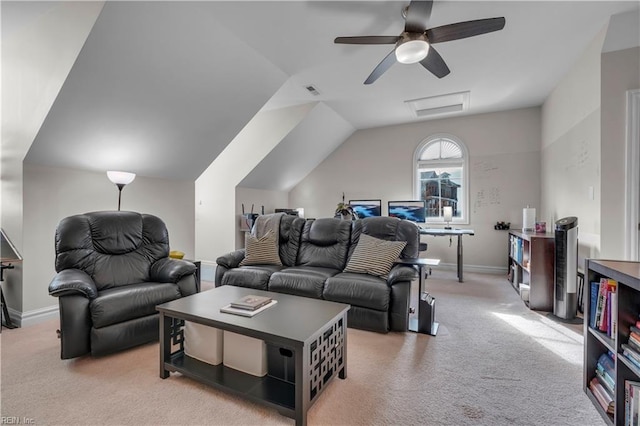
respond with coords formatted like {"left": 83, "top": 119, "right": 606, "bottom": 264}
{"left": 344, "top": 234, "right": 406, "bottom": 278}
{"left": 269, "top": 266, "right": 339, "bottom": 299}
{"left": 297, "top": 218, "right": 352, "bottom": 270}
{"left": 324, "top": 272, "right": 390, "bottom": 311}
{"left": 240, "top": 230, "right": 282, "bottom": 266}
{"left": 221, "top": 265, "right": 284, "bottom": 290}
{"left": 278, "top": 215, "right": 305, "bottom": 266}
{"left": 90, "top": 282, "right": 181, "bottom": 328}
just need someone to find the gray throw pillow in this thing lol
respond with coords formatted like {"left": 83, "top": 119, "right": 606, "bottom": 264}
{"left": 344, "top": 234, "right": 407, "bottom": 278}
{"left": 240, "top": 230, "right": 282, "bottom": 266}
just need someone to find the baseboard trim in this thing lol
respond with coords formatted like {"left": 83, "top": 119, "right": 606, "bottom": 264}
{"left": 435, "top": 263, "right": 509, "bottom": 275}
{"left": 8, "top": 305, "right": 59, "bottom": 328}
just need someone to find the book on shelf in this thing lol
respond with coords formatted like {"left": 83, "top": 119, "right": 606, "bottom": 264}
{"left": 220, "top": 300, "right": 277, "bottom": 317}
{"left": 624, "top": 350, "right": 640, "bottom": 373}
{"left": 611, "top": 290, "right": 618, "bottom": 337}
{"left": 597, "top": 352, "right": 616, "bottom": 390}
{"left": 591, "top": 377, "right": 614, "bottom": 414}
{"left": 596, "top": 369, "right": 615, "bottom": 398}
{"left": 590, "top": 282, "right": 599, "bottom": 328}
{"left": 623, "top": 344, "right": 640, "bottom": 366}
{"left": 598, "top": 282, "right": 608, "bottom": 332}
{"left": 625, "top": 380, "right": 640, "bottom": 426}
{"left": 628, "top": 337, "right": 640, "bottom": 353}
{"left": 229, "top": 295, "right": 273, "bottom": 311}
{"left": 631, "top": 332, "right": 640, "bottom": 350}
{"left": 590, "top": 278, "right": 617, "bottom": 335}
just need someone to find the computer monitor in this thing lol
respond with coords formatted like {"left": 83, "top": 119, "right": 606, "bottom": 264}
{"left": 349, "top": 199, "right": 382, "bottom": 218}
{"left": 388, "top": 200, "right": 426, "bottom": 223}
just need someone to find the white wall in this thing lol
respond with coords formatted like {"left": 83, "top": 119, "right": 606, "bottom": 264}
{"left": 541, "top": 26, "right": 607, "bottom": 265}
{"left": 290, "top": 107, "right": 541, "bottom": 271}
{"left": 601, "top": 46, "right": 640, "bottom": 259}
{"left": 20, "top": 163, "right": 194, "bottom": 323}
{"left": 0, "top": 1, "right": 104, "bottom": 317}
{"left": 195, "top": 103, "right": 316, "bottom": 263}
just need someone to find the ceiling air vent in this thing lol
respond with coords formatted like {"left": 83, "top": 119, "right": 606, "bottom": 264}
{"left": 405, "top": 91, "right": 470, "bottom": 118}
{"left": 304, "top": 85, "right": 321, "bottom": 96}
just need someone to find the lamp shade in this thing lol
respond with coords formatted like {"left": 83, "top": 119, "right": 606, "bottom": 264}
{"left": 443, "top": 206, "right": 453, "bottom": 222}
{"left": 107, "top": 171, "right": 136, "bottom": 185}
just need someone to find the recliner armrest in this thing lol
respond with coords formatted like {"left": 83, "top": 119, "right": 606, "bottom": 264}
{"left": 216, "top": 249, "right": 246, "bottom": 269}
{"left": 48, "top": 269, "right": 98, "bottom": 299}
{"left": 150, "top": 258, "right": 197, "bottom": 283}
{"left": 386, "top": 265, "right": 417, "bottom": 285}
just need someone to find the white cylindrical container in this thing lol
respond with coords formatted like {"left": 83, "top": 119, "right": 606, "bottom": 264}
{"left": 523, "top": 207, "right": 536, "bottom": 232}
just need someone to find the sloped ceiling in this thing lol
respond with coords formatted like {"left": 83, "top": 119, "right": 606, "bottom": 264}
{"left": 18, "top": 1, "right": 640, "bottom": 186}
{"left": 23, "top": 1, "right": 288, "bottom": 180}
{"left": 239, "top": 102, "right": 355, "bottom": 191}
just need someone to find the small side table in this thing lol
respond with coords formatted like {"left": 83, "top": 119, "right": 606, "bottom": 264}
{"left": 183, "top": 259, "right": 202, "bottom": 293}
{"left": 394, "top": 257, "right": 440, "bottom": 336}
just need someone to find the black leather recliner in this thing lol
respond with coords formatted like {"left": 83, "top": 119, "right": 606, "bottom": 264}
{"left": 48, "top": 211, "right": 198, "bottom": 359}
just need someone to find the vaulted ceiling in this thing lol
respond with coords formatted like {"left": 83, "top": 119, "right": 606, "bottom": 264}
{"left": 11, "top": 1, "right": 640, "bottom": 188}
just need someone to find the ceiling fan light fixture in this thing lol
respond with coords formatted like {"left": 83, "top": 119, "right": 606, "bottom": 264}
{"left": 395, "top": 33, "right": 429, "bottom": 64}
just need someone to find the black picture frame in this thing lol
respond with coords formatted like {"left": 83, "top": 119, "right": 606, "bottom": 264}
{"left": 348, "top": 199, "right": 382, "bottom": 218}
{"left": 388, "top": 200, "right": 427, "bottom": 223}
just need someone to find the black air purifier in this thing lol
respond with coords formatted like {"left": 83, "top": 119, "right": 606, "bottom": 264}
{"left": 554, "top": 217, "right": 578, "bottom": 320}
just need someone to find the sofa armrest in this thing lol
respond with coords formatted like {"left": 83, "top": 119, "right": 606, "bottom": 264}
{"left": 150, "top": 258, "right": 197, "bottom": 283}
{"left": 216, "top": 249, "right": 246, "bottom": 269}
{"left": 386, "top": 265, "right": 418, "bottom": 285}
{"left": 48, "top": 269, "right": 98, "bottom": 299}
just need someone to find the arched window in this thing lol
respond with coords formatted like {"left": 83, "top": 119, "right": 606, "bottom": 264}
{"left": 413, "top": 134, "right": 469, "bottom": 225}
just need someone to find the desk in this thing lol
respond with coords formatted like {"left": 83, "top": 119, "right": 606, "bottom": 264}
{"left": 394, "top": 258, "right": 440, "bottom": 335}
{"left": 419, "top": 228, "right": 475, "bottom": 282}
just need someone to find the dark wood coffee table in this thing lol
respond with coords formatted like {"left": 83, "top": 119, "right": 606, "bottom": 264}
{"left": 157, "top": 285, "right": 350, "bottom": 426}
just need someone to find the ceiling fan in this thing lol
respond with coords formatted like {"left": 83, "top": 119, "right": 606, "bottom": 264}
{"left": 334, "top": 0, "right": 505, "bottom": 84}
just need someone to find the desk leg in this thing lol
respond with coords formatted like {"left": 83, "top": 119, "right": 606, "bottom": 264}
{"left": 457, "top": 235, "right": 463, "bottom": 282}
{"left": 1, "top": 286, "right": 16, "bottom": 329}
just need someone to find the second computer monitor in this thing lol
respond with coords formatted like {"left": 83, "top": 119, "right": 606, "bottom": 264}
{"left": 388, "top": 200, "right": 426, "bottom": 223}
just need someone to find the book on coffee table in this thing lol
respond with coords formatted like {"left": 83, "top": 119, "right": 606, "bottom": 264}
{"left": 220, "top": 300, "right": 277, "bottom": 317}
{"left": 230, "top": 295, "right": 273, "bottom": 311}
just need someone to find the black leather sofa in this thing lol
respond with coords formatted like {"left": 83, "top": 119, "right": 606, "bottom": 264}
{"left": 216, "top": 216, "right": 420, "bottom": 332}
{"left": 48, "top": 211, "right": 198, "bottom": 359}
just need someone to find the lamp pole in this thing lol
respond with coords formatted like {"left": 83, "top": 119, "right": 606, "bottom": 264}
{"left": 116, "top": 183, "right": 125, "bottom": 211}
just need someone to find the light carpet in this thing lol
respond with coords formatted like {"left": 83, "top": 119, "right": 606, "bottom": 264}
{"left": 0, "top": 271, "right": 603, "bottom": 425}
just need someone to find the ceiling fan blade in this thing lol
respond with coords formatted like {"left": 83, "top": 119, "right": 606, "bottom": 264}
{"left": 334, "top": 36, "right": 400, "bottom": 45}
{"left": 419, "top": 46, "right": 450, "bottom": 79}
{"left": 426, "top": 17, "right": 506, "bottom": 44}
{"left": 364, "top": 50, "right": 397, "bottom": 85}
{"left": 404, "top": 1, "right": 434, "bottom": 33}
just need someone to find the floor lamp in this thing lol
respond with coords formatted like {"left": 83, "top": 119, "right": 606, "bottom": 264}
{"left": 107, "top": 171, "right": 136, "bottom": 211}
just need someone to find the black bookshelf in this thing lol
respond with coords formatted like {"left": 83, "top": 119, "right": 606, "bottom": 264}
{"left": 584, "top": 259, "right": 640, "bottom": 425}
